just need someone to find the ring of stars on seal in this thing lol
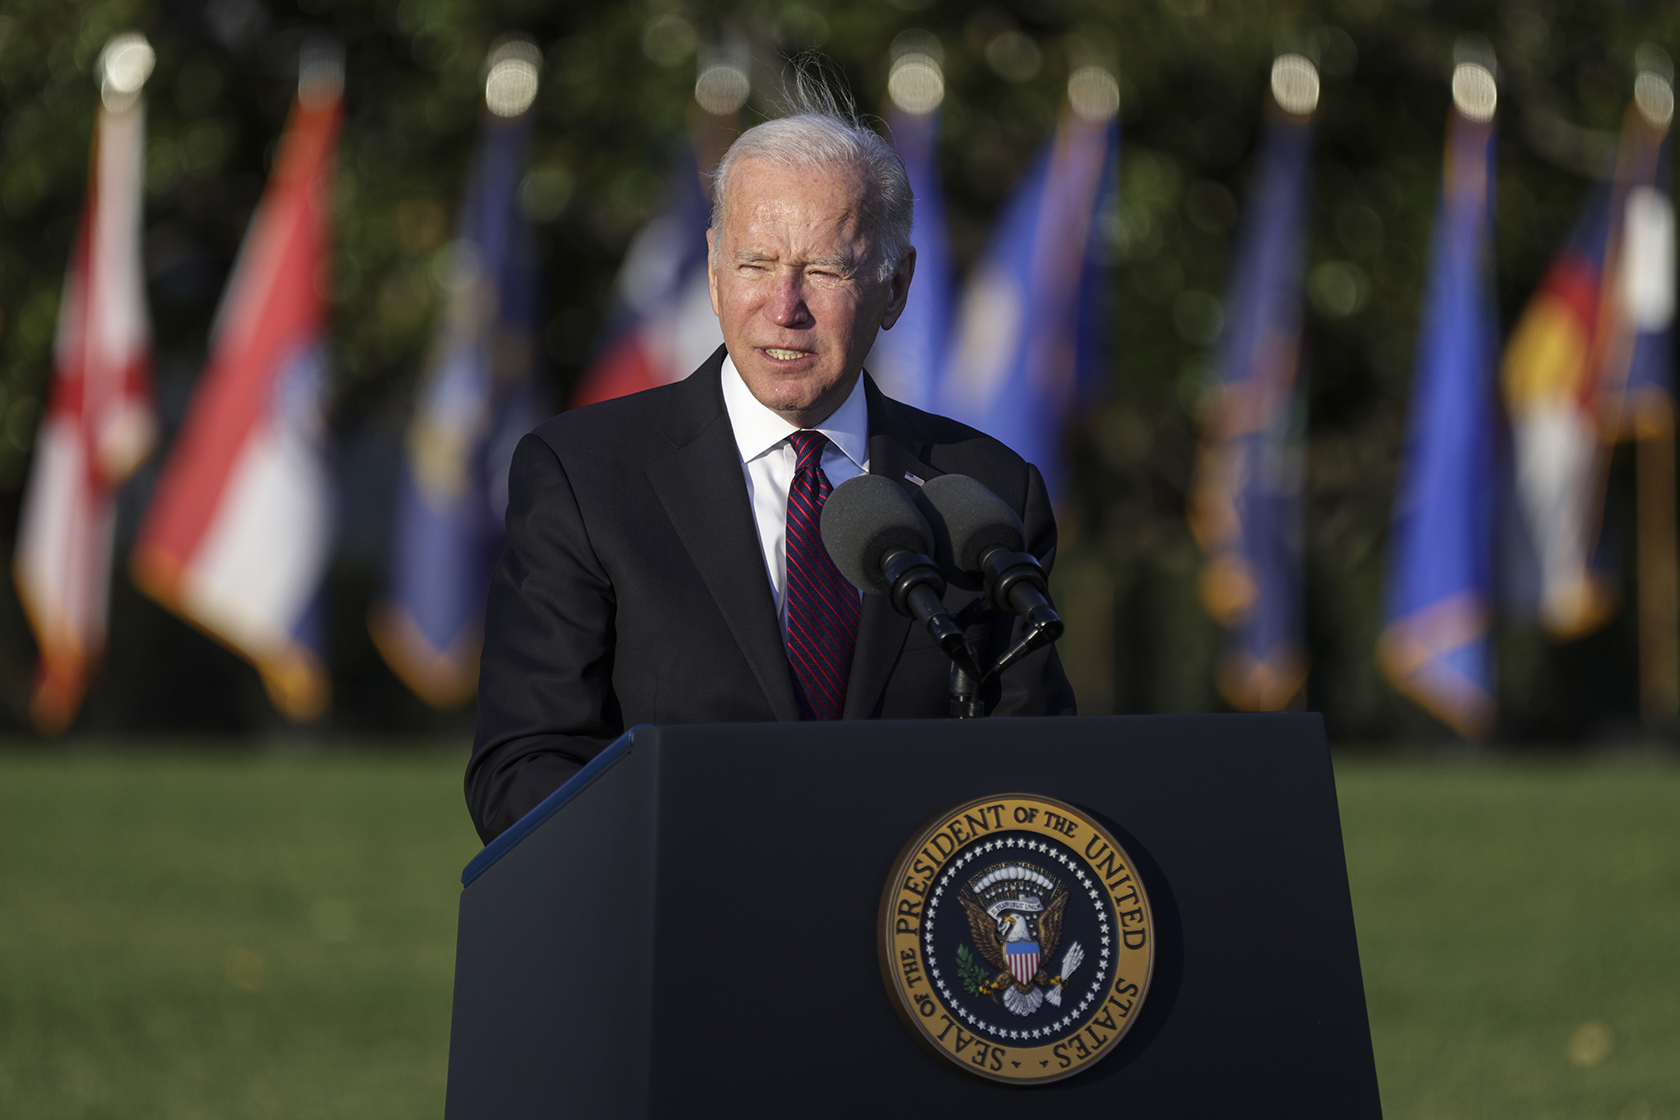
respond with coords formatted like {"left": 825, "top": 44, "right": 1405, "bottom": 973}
{"left": 878, "top": 794, "right": 1154, "bottom": 1084}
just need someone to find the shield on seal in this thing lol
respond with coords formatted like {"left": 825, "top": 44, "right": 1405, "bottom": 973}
{"left": 1006, "top": 941, "right": 1040, "bottom": 985}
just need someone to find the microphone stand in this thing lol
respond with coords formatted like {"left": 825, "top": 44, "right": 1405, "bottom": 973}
{"left": 945, "top": 616, "right": 1063, "bottom": 718}
{"left": 942, "top": 554, "right": 1066, "bottom": 719}
{"left": 949, "top": 661, "right": 984, "bottom": 719}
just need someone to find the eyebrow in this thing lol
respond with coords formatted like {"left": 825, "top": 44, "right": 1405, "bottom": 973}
{"left": 806, "top": 254, "right": 857, "bottom": 274}
{"left": 731, "top": 249, "right": 859, "bottom": 276}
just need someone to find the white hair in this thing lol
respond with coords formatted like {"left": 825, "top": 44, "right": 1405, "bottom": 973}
{"left": 709, "top": 66, "right": 914, "bottom": 284}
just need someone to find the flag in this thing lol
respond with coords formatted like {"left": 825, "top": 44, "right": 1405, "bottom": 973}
{"left": 14, "top": 42, "right": 157, "bottom": 734}
{"left": 867, "top": 105, "right": 952, "bottom": 411}
{"left": 571, "top": 144, "right": 721, "bottom": 406}
{"left": 1500, "top": 103, "right": 1672, "bottom": 639}
{"left": 1379, "top": 96, "right": 1500, "bottom": 737}
{"left": 938, "top": 75, "right": 1119, "bottom": 503}
{"left": 131, "top": 61, "right": 341, "bottom": 721}
{"left": 1500, "top": 188, "right": 1616, "bottom": 637}
{"left": 1188, "top": 101, "right": 1314, "bottom": 712}
{"left": 371, "top": 77, "right": 545, "bottom": 707}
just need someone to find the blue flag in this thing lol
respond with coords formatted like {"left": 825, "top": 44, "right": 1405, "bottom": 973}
{"left": 939, "top": 100, "right": 1118, "bottom": 502}
{"left": 1189, "top": 106, "right": 1314, "bottom": 711}
{"left": 373, "top": 106, "right": 545, "bottom": 707}
{"left": 1379, "top": 103, "right": 1500, "bottom": 737}
{"left": 867, "top": 106, "right": 952, "bottom": 411}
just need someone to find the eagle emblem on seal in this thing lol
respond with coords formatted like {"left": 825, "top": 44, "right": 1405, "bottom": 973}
{"left": 956, "top": 862, "right": 1086, "bottom": 1017}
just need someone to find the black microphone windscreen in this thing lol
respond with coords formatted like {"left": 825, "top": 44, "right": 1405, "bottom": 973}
{"left": 821, "top": 475, "right": 932, "bottom": 595}
{"left": 915, "top": 474, "right": 1025, "bottom": 575}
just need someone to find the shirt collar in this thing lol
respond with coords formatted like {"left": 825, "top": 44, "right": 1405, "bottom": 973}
{"left": 720, "top": 353, "right": 870, "bottom": 470}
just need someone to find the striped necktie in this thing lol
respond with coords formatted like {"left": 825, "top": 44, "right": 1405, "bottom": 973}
{"left": 784, "top": 429, "right": 860, "bottom": 720}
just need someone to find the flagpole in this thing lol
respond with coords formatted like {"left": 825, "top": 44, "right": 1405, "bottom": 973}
{"left": 1637, "top": 406, "right": 1679, "bottom": 723}
{"left": 690, "top": 45, "right": 750, "bottom": 173}
{"left": 1629, "top": 51, "right": 1678, "bottom": 726}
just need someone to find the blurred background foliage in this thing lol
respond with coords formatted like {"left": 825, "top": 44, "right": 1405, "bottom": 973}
{"left": 0, "top": 0, "right": 1676, "bottom": 741}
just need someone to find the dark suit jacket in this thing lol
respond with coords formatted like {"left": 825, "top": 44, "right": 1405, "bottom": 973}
{"left": 467, "top": 346, "right": 1075, "bottom": 842}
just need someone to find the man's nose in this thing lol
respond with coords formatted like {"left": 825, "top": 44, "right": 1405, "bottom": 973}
{"left": 766, "top": 271, "right": 813, "bottom": 328}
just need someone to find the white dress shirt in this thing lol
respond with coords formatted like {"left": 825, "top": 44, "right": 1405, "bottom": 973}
{"left": 720, "top": 354, "right": 868, "bottom": 634}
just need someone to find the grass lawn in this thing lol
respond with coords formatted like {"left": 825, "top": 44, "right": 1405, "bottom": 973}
{"left": 0, "top": 745, "right": 481, "bottom": 1120}
{"left": 0, "top": 745, "right": 1676, "bottom": 1117}
{"left": 1337, "top": 754, "right": 1680, "bottom": 1120}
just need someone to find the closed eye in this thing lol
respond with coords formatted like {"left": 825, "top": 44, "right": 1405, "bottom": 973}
{"left": 732, "top": 251, "right": 774, "bottom": 272}
{"left": 807, "top": 260, "right": 854, "bottom": 281}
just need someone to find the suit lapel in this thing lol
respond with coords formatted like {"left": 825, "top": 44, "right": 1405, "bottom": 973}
{"left": 645, "top": 351, "right": 803, "bottom": 722}
{"left": 842, "top": 378, "right": 942, "bottom": 719}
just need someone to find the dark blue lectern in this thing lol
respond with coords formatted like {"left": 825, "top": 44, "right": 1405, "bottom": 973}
{"left": 444, "top": 715, "right": 1383, "bottom": 1117}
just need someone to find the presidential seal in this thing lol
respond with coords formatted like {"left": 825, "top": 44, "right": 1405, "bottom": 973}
{"left": 878, "top": 794, "right": 1154, "bottom": 1084}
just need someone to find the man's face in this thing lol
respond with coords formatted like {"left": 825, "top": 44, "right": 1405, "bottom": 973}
{"left": 707, "top": 157, "right": 914, "bottom": 426}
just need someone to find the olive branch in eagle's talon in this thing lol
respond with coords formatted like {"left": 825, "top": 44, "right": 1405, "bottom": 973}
{"left": 955, "top": 943, "right": 1008, "bottom": 1001}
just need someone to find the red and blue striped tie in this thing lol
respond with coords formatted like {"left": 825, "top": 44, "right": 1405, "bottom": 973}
{"left": 785, "top": 429, "right": 860, "bottom": 721}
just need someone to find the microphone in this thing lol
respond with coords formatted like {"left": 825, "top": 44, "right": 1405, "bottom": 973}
{"left": 913, "top": 474, "right": 1064, "bottom": 645}
{"left": 819, "top": 475, "right": 977, "bottom": 674}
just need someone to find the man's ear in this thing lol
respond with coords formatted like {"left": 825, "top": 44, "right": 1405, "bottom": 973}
{"left": 879, "top": 246, "right": 917, "bottom": 331}
{"left": 705, "top": 228, "right": 721, "bottom": 317}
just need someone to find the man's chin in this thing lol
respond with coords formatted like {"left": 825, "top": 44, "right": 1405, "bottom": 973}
{"left": 761, "top": 392, "right": 827, "bottom": 418}
{"left": 740, "top": 367, "right": 843, "bottom": 416}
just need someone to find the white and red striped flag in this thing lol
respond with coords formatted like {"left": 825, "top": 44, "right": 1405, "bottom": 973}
{"left": 1006, "top": 942, "right": 1040, "bottom": 985}
{"left": 131, "top": 51, "right": 342, "bottom": 721}
{"left": 14, "top": 34, "right": 159, "bottom": 734}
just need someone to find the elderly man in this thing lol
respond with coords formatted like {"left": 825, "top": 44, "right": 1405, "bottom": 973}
{"left": 467, "top": 102, "right": 1075, "bottom": 843}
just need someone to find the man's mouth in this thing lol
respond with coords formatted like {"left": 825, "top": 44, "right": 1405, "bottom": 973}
{"left": 763, "top": 348, "right": 811, "bottom": 361}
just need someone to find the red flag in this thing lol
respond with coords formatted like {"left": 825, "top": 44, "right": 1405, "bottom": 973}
{"left": 131, "top": 58, "right": 341, "bottom": 721}
{"left": 571, "top": 110, "right": 736, "bottom": 407}
{"left": 14, "top": 38, "right": 157, "bottom": 734}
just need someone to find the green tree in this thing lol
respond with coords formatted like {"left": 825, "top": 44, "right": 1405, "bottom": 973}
{"left": 0, "top": 0, "right": 1674, "bottom": 738}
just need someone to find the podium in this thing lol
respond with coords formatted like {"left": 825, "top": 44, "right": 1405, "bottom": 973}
{"left": 445, "top": 715, "right": 1382, "bottom": 1117}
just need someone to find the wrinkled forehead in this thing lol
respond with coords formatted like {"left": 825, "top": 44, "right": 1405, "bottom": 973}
{"left": 718, "top": 156, "right": 871, "bottom": 233}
